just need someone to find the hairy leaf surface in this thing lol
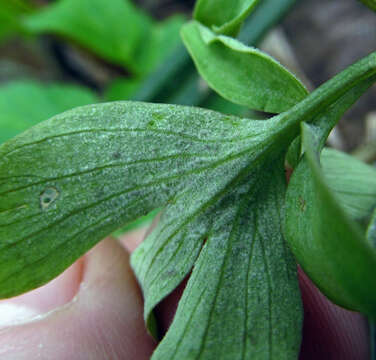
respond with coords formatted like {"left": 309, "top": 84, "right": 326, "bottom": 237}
{"left": 181, "top": 21, "right": 308, "bottom": 113}
{"left": 133, "top": 159, "right": 302, "bottom": 359}
{"left": 0, "top": 101, "right": 296, "bottom": 298}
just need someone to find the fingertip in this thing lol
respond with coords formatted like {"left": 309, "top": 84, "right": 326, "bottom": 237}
{"left": 0, "top": 238, "right": 155, "bottom": 360}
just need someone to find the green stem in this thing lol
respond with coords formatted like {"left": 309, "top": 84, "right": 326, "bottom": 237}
{"left": 279, "top": 52, "right": 376, "bottom": 133}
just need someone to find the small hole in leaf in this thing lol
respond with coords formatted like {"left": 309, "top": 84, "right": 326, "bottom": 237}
{"left": 40, "top": 187, "right": 59, "bottom": 210}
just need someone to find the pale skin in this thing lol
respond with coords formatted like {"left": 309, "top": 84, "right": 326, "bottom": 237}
{"left": 0, "top": 226, "right": 370, "bottom": 360}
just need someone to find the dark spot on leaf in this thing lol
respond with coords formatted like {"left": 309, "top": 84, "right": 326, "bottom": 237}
{"left": 298, "top": 197, "right": 306, "bottom": 212}
{"left": 112, "top": 151, "right": 121, "bottom": 159}
{"left": 165, "top": 269, "right": 177, "bottom": 278}
{"left": 148, "top": 120, "right": 156, "bottom": 127}
{"left": 40, "top": 187, "right": 59, "bottom": 210}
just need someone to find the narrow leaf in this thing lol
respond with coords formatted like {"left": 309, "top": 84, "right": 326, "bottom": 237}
{"left": 285, "top": 123, "right": 376, "bottom": 318}
{"left": 181, "top": 21, "right": 308, "bottom": 113}
{"left": 193, "top": 0, "right": 260, "bottom": 36}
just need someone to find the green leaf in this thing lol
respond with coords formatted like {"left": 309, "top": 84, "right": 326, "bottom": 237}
{"left": 359, "top": 0, "right": 376, "bottom": 11}
{"left": 181, "top": 21, "right": 308, "bottom": 113}
{"left": 285, "top": 123, "right": 376, "bottom": 318}
{"left": 193, "top": 0, "right": 260, "bottom": 36}
{"left": 24, "top": 0, "right": 153, "bottom": 74}
{"left": 0, "top": 100, "right": 300, "bottom": 298}
{"left": 321, "top": 148, "right": 376, "bottom": 221}
{"left": 132, "top": 159, "right": 302, "bottom": 359}
{"left": 0, "top": 80, "right": 98, "bottom": 144}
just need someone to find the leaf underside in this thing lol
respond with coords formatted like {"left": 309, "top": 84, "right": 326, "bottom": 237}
{"left": 133, "top": 159, "right": 302, "bottom": 359}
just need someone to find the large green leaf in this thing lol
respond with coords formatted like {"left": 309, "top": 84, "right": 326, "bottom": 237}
{"left": 0, "top": 101, "right": 299, "bottom": 299}
{"left": 181, "top": 21, "right": 308, "bottom": 113}
{"left": 193, "top": 0, "right": 260, "bottom": 36}
{"left": 285, "top": 123, "right": 376, "bottom": 318}
{"left": 0, "top": 80, "right": 98, "bottom": 144}
{"left": 321, "top": 148, "right": 376, "bottom": 221}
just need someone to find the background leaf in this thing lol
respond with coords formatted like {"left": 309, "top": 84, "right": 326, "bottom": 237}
{"left": 193, "top": 0, "right": 259, "bottom": 36}
{"left": 0, "top": 0, "right": 33, "bottom": 42}
{"left": 24, "top": 0, "right": 183, "bottom": 76}
{"left": 0, "top": 80, "right": 98, "bottom": 144}
{"left": 181, "top": 21, "right": 308, "bottom": 113}
{"left": 321, "top": 148, "right": 376, "bottom": 221}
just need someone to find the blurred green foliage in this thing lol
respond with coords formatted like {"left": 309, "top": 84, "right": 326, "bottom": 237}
{"left": 0, "top": 80, "right": 97, "bottom": 143}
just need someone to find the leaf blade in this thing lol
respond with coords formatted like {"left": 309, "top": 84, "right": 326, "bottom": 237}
{"left": 181, "top": 21, "right": 308, "bottom": 113}
{"left": 147, "top": 159, "right": 302, "bottom": 359}
{"left": 0, "top": 101, "right": 279, "bottom": 298}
